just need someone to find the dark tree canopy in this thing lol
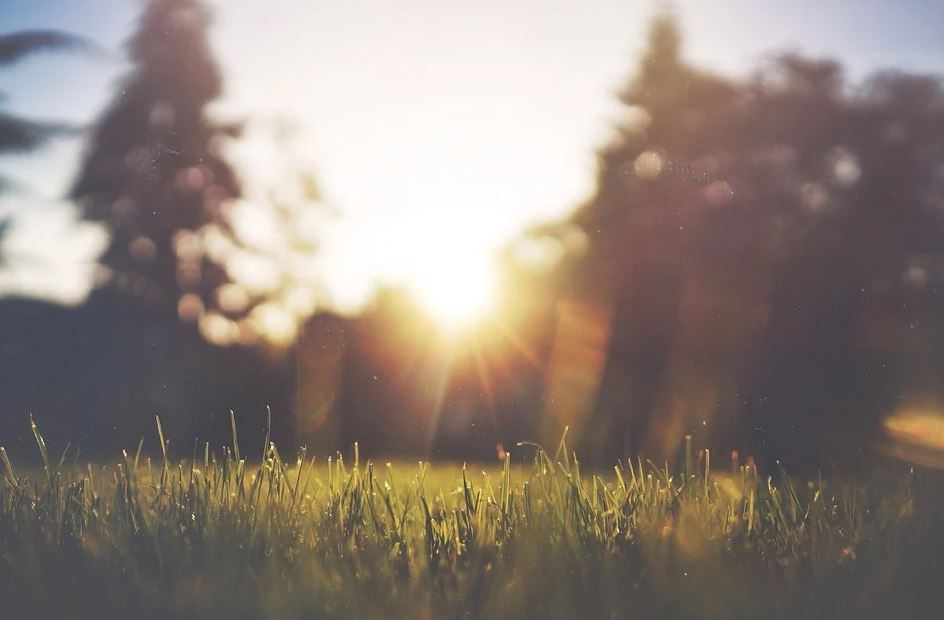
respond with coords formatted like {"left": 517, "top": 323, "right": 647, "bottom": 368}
{"left": 533, "top": 12, "right": 944, "bottom": 468}
{"left": 0, "top": 3, "right": 300, "bottom": 457}
{"left": 72, "top": 0, "right": 238, "bottom": 315}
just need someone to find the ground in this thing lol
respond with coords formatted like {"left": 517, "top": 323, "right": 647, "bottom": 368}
{"left": 0, "top": 419, "right": 939, "bottom": 619}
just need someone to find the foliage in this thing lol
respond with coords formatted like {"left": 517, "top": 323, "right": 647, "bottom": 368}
{"left": 522, "top": 11, "right": 944, "bottom": 467}
{"left": 0, "top": 418, "right": 927, "bottom": 619}
{"left": 71, "top": 0, "right": 240, "bottom": 316}
{"left": 0, "top": 29, "right": 95, "bottom": 197}
{"left": 70, "top": 0, "right": 324, "bottom": 348}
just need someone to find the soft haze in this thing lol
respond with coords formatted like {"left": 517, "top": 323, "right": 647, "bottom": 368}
{"left": 1, "top": 0, "right": 941, "bottom": 307}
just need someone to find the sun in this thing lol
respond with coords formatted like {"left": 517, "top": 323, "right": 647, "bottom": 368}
{"left": 409, "top": 252, "right": 497, "bottom": 331}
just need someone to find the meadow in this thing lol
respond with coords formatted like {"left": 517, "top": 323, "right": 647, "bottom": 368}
{"left": 0, "top": 415, "right": 938, "bottom": 620}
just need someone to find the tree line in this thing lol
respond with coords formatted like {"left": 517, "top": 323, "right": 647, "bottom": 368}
{"left": 1, "top": 2, "right": 943, "bottom": 469}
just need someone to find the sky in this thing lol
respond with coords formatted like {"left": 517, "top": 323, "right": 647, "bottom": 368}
{"left": 1, "top": 0, "right": 942, "bottom": 309}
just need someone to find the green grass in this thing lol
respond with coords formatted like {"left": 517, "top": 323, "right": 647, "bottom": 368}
{"left": 0, "top": 415, "right": 934, "bottom": 619}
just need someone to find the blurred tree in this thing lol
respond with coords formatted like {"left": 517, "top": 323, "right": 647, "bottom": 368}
{"left": 564, "top": 11, "right": 741, "bottom": 461}
{"left": 0, "top": 29, "right": 97, "bottom": 268}
{"left": 0, "top": 30, "right": 94, "bottom": 170}
{"left": 0, "top": 29, "right": 96, "bottom": 198}
{"left": 72, "top": 0, "right": 327, "bottom": 351}
{"left": 192, "top": 120, "right": 328, "bottom": 349}
{"left": 71, "top": 0, "right": 239, "bottom": 317}
{"left": 544, "top": 10, "right": 944, "bottom": 469}
{"left": 0, "top": 10, "right": 305, "bottom": 458}
{"left": 746, "top": 63, "right": 944, "bottom": 468}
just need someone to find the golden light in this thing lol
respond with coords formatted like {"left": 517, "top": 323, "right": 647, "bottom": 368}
{"left": 248, "top": 302, "right": 298, "bottom": 347}
{"left": 885, "top": 408, "right": 944, "bottom": 451}
{"left": 409, "top": 251, "right": 498, "bottom": 331}
{"left": 198, "top": 311, "right": 240, "bottom": 346}
{"left": 884, "top": 405, "right": 944, "bottom": 468}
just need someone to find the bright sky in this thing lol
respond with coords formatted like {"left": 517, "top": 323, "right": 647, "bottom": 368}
{"left": 1, "top": 0, "right": 942, "bottom": 309}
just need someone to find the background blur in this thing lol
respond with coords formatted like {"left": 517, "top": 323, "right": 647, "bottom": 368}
{"left": 1, "top": 0, "right": 943, "bottom": 470}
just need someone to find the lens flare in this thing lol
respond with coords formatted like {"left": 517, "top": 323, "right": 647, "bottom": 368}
{"left": 884, "top": 406, "right": 944, "bottom": 468}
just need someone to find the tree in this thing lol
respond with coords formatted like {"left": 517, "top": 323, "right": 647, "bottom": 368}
{"left": 540, "top": 10, "right": 944, "bottom": 469}
{"left": 71, "top": 0, "right": 238, "bottom": 317}
{"left": 562, "top": 11, "right": 741, "bottom": 461}
{"left": 72, "top": 0, "right": 327, "bottom": 350}
{"left": 0, "top": 30, "right": 94, "bottom": 166}
{"left": 0, "top": 29, "right": 96, "bottom": 257}
{"left": 187, "top": 119, "right": 328, "bottom": 349}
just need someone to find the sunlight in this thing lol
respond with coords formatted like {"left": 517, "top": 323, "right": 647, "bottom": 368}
{"left": 409, "top": 250, "right": 497, "bottom": 331}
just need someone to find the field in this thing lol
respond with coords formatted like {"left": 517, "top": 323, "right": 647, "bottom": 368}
{"left": 0, "top": 417, "right": 939, "bottom": 620}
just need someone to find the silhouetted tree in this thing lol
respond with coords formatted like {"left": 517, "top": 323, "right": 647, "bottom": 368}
{"left": 71, "top": 0, "right": 238, "bottom": 316}
{"left": 745, "top": 63, "right": 944, "bottom": 468}
{"left": 0, "top": 29, "right": 97, "bottom": 266}
{"left": 0, "top": 29, "right": 97, "bottom": 198}
{"left": 543, "top": 11, "right": 944, "bottom": 469}
{"left": 0, "top": 7, "right": 305, "bottom": 458}
{"left": 564, "top": 12, "right": 741, "bottom": 461}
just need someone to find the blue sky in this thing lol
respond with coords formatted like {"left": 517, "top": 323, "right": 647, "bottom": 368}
{"left": 1, "top": 0, "right": 942, "bottom": 307}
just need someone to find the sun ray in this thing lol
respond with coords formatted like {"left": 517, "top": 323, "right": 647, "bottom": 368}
{"left": 424, "top": 351, "right": 455, "bottom": 458}
{"left": 493, "top": 318, "right": 544, "bottom": 370}
{"left": 471, "top": 338, "right": 496, "bottom": 415}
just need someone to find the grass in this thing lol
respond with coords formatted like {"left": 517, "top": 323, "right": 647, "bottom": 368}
{"left": 0, "top": 415, "right": 937, "bottom": 619}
